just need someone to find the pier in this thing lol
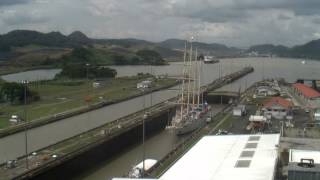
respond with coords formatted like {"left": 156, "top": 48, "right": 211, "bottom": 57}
{"left": 0, "top": 66, "right": 254, "bottom": 180}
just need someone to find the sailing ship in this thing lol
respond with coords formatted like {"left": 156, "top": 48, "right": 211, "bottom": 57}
{"left": 171, "top": 38, "right": 210, "bottom": 135}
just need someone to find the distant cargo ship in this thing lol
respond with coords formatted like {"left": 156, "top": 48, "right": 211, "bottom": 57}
{"left": 204, "top": 56, "right": 219, "bottom": 64}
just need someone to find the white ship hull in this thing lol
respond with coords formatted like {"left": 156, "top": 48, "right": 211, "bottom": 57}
{"left": 175, "top": 106, "right": 209, "bottom": 136}
{"left": 175, "top": 117, "right": 206, "bottom": 135}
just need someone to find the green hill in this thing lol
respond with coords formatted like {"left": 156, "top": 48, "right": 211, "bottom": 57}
{"left": 158, "top": 39, "right": 241, "bottom": 57}
{"left": 248, "top": 39, "right": 320, "bottom": 59}
{"left": 93, "top": 38, "right": 183, "bottom": 60}
{"left": 248, "top": 44, "right": 289, "bottom": 55}
{"left": 290, "top": 39, "right": 320, "bottom": 58}
{"left": 0, "top": 30, "right": 91, "bottom": 53}
{"left": 60, "top": 47, "right": 167, "bottom": 66}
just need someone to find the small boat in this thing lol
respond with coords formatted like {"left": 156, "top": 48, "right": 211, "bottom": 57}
{"left": 128, "top": 159, "right": 158, "bottom": 178}
{"left": 301, "top": 60, "right": 306, "bottom": 65}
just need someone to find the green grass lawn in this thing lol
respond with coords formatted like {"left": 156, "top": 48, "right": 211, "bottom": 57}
{"left": 0, "top": 77, "right": 177, "bottom": 129}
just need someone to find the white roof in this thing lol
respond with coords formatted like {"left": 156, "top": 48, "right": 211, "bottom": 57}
{"left": 289, "top": 149, "right": 320, "bottom": 164}
{"left": 135, "top": 159, "right": 158, "bottom": 171}
{"left": 113, "top": 179, "right": 156, "bottom": 180}
{"left": 249, "top": 115, "right": 267, "bottom": 122}
{"left": 159, "top": 134, "right": 280, "bottom": 180}
{"left": 11, "top": 115, "right": 18, "bottom": 119}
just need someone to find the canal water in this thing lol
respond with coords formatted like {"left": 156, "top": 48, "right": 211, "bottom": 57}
{"left": 2, "top": 57, "right": 316, "bottom": 85}
{"left": 79, "top": 128, "right": 181, "bottom": 180}
{"left": 76, "top": 105, "right": 226, "bottom": 180}
{"left": 1, "top": 69, "right": 61, "bottom": 82}
{"left": 1, "top": 57, "right": 320, "bottom": 178}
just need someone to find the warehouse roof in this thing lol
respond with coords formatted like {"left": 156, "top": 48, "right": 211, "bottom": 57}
{"left": 113, "top": 134, "right": 280, "bottom": 180}
{"left": 263, "top": 97, "right": 293, "bottom": 109}
{"left": 293, "top": 83, "right": 320, "bottom": 98}
{"left": 159, "top": 134, "right": 280, "bottom": 180}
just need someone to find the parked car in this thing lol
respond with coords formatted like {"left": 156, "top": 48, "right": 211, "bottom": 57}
{"left": 216, "top": 129, "right": 229, "bottom": 135}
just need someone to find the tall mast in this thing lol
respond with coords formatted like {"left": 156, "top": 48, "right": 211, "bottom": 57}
{"left": 180, "top": 41, "right": 187, "bottom": 120}
{"left": 186, "top": 37, "right": 193, "bottom": 114}
{"left": 197, "top": 48, "right": 201, "bottom": 106}
{"left": 201, "top": 55, "right": 205, "bottom": 104}
{"left": 192, "top": 47, "right": 197, "bottom": 107}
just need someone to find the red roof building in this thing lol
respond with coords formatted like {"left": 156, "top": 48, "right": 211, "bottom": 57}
{"left": 292, "top": 83, "right": 320, "bottom": 99}
{"left": 263, "top": 97, "right": 293, "bottom": 109}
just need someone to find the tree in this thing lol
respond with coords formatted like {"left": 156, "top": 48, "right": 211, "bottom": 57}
{"left": 0, "top": 44, "right": 10, "bottom": 52}
{"left": 136, "top": 49, "right": 165, "bottom": 65}
{"left": 112, "top": 54, "right": 127, "bottom": 65}
{"left": 0, "top": 83, "right": 23, "bottom": 103}
{"left": 93, "top": 67, "right": 117, "bottom": 78}
{"left": 56, "top": 64, "right": 117, "bottom": 79}
{"left": 0, "top": 82, "right": 39, "bottom": 104}
{"left": 72, "top": 47, "right": 92, "bottom": 61}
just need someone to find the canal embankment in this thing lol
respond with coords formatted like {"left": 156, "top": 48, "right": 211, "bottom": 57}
{"left": 0, "top": 79, "right": 179, "bottom": 138}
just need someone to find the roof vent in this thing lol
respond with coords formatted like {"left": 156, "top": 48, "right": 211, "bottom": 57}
{"left": 240, "top": 151, "right": 255, "bottom": 158}
{"left": 297, "top": 159, "right": 315, "bottom": 168}
{"left": 248, "top": 136, "right": 260, "bottom": 141}
{"left": 235, "top": 160, "right": 251, "bottom": 168}
{"left": 245, "top": 143, "right": 258, "bottom": 149}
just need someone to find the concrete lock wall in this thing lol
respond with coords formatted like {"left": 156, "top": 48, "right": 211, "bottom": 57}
{"left": 24, "top": 110, "right": 173, "bottom": 180}
{"left": 206, "top": 95, "right": 235, "bottom": 104}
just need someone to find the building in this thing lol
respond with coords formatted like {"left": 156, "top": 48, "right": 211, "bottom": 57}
{"left": 113, "top": 134, "right": 280, "bottom": 180}
{"left": 289, "top": 149, "right": 320, "bottom": 164}
{"left": 247, "top": 115, "right": 267, "bottom": 131}
{"left": 137, "top": 80, "right": 152, "bottom": 89}
{"left": 9, "top": 115, "right": 21, "bottom": 124}
{"left": 288, "top": 149, "right": 320, "bottom": 180}
{"left": 256, "top": 86, "right": 279, "bottom": 97}
{"left": 262, "top": 97, "right": 293, "bottom": 120}
{"left": 92, "top": 82, "right": 101, "bottom": 88}
{"left": 292, "top": 83, "right": 320, "bottom": 108}
{"left": 314, "top": 109, "right": 320, "bottom": 121}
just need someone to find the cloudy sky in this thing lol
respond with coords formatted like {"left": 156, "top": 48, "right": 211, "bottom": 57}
{"left": 1, "top": 0, "right": 320, "bottom": 47}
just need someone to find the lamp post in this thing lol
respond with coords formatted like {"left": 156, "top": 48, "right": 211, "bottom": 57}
{"left": 22, "top": 80, "right": 29, "bottom": 169}
{"left": 140, "top": 87, "right": 146, "bottom": 178}
{"left": 142, "top": 112, "right": 147, "bottom": 178}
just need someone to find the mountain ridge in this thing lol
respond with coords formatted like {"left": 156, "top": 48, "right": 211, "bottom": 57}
{"left": 1, "top": 29, "right": 320, "bottom": 59}
{"left": 248, "top": 39, "right": 320, "bottom": 59}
